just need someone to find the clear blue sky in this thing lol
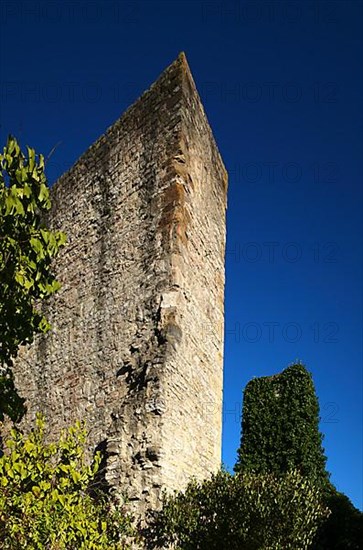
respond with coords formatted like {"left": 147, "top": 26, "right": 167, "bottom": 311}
{"left": 0, "top": 0, "right": 362, "bottom": 509}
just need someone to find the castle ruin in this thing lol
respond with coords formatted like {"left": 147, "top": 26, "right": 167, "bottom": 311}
{"left": 15, "top": 52, "right": 228, "bottom": 513}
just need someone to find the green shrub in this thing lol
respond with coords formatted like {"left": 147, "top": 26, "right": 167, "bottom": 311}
{"left": 0, "top": 414, "right": 134, "bottom": 549}
{"left": 143, "top": 468, "right": 329, "bottom": 550}
{"left": 313, "top": 488, "right": 363, "bottom": 550}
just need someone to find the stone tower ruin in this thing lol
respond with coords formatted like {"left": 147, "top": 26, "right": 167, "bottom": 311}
{"left": 15, "top": 52, "right": 228, "bottom": 512}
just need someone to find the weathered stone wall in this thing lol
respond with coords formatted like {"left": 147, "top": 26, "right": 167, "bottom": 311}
{"left": 14, "top": 53, "right": 227, "bottom": 513}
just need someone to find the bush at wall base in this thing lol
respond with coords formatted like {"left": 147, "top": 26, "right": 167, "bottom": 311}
{"left": 0, "top": 414, "right": 135, "bottom": 550}
{"left": 142, "top": 468, "right": 330, "bottom": 550}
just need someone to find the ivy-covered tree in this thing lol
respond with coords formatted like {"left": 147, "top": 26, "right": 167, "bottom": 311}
{"left": 235, "top": 363, "right": 363, "bottom": 549}
{"left": 143, "top": 468, "right": 329, "bottom": 550}
{"left": 0, "top": 136, "right": 66, "bottom": 421}
{"left": 234, "top": 363, "right": 330, "bottom": 487}
{"left": 0, "top": 414, "right": 134, "bottom": 549}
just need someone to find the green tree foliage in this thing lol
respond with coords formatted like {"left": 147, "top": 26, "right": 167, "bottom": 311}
{"left": 313, "top": 488, "right": 363, "bottom": 550}
{"left": 0, "top": 414, "right": 134, "bottom": 549}
{"left": 0, "top": 367, "right": 26, "bottom": 423}
{"left": 235, "top": 363, "right": 363, "bottom": 549}
{"left": 234, "top": 363, "right": 329, "bottom": 486}
{"left": 0, "top": 136, "right": 66, "bottom": 421}
{"left": 143, "top": 469, "right": 329, "bottom": 550}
